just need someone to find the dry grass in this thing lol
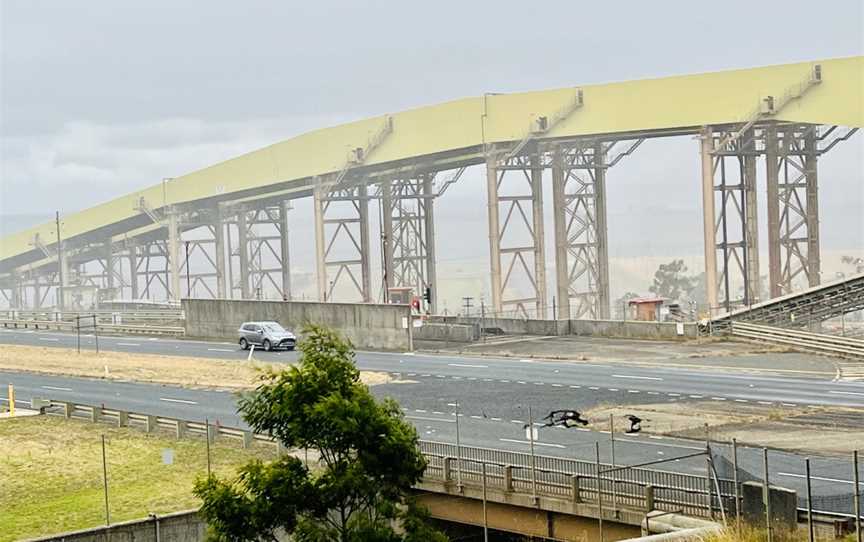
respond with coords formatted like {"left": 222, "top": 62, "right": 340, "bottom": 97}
{"left": 585, "top": 401, "right": 864, "bottom": 454}
{"left": 0, "top": 415, "right": 277, "bottom": 541}
{"left": 0, "top": 344, "right": 392, "bottom": 389}
{"left": 702, "top": 523, "right": 856, "bottom": 542}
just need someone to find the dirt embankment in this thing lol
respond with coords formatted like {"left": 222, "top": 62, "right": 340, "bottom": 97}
{"left": 0, "top": 345, "right": 392, "bottom": 389}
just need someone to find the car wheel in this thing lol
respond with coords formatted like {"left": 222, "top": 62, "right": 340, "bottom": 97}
{"left": 263, "top": 339, "right": 272, "bottom": 352}
{"left": 239, "top": 338, "right": 249, "bottom": 350}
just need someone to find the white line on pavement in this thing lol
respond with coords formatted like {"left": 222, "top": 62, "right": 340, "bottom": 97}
{"left": 612, "top": 374, "right": 663, "bottom": 381}
{"left": 447, "top": 363, "right": 488, "bottom": 368}
{"left": 159, "top": 397, "right": 198, "bottom": 405}
{"left": 778, "top": 472, "right": 860, "bottom": 485}
{"left": 39, "top": 337, "right": 60, "bottom": 342}
{"left": 117, "top": 343, "right": 140, "bottom": 347}
{"left": 414, "top": 409, "right": 427, "bottom": 413}
{"left": 407, "top": 416, "right": 454, "bottom": 424}
{"left": 518, "top": 359, "right": 533, "bottom": 363}
{"left": 206, "top": 348, "right": 235, "bottom": 352}
{"left": 828, "top": 391, "right": 864, "bottom": 397}
{"left": 499, "top": 438, "right": 566, "bottom": 449}
{"left": 41, "top": 385, "right": 72, "bottom": 392}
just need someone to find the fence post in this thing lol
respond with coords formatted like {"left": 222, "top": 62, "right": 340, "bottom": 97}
{"left": 571, "top": 475, "right": 581, "bottom": 502}
{"left": 62, "top": 401, "right": 72, "bottom": 419}
{"left": 91, "top": 405, "right": 101, "bottom": 423}
{"left": 504, "top": 465, "right": 513, "bottom": 492}
{"left": 145, "top": 415, "right": 156, "bottom": 433}
{"left": 242, "top": 430, "right": 253, "bottom": 449}
{"left": 442, "top": 457, "right": 452, "bottom": 482}
{"left": 645, "top": 485, "right": 655, "bottom": 512}
{"left": 176, "top": 420, "right": 186, "bottom": 439}
{"left": 117, "top": 410, "right": 128, "bottom": 427}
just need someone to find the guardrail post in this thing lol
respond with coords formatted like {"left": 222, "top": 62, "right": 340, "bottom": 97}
{"left": 207, "top": 423, "right": 216, "bottom": 443}
{"left": 117, "top": 410, "right": 128, "bottom": 427}
{"left": 145, "top": 415, "right": 156, "bottom": 433}
{"left": 645, "top": 485, "right": 655, "bottom": 511}
{"left": 242, "top": 430, "right": 253, "bottom": 449}
{"left": 276, "top": 440, "right": 287, "bottom": 455}
{"left": 90, "top": 405, "right": 101, "bottom": 423}
{"left": 504, "top": 465, "right": 513, "bottom": 492}
{"left": 442, "top": 457, "right": 452, "bottom": 482}
{"left": 571, "top": 475, "right": 581, "bottom": 502}
{"left": 176, "top": 420, "right": 186, "bottom": 438}
{"left": 61, "top": 401, "right": 72, "bottom": 419}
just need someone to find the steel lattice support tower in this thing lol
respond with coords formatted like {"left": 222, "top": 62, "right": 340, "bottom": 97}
{"left": 380, "top": 175, "right": 437, "bottom": 311}
{"left": 224, "top": 204, "right": 292, "bottom": 301}
{"left": 314, "top": 179, "right": 372, "bottom": 303}
{"left": 765, "top": 124, "right": 821, "bottom": 297}
{"left": 485, "top": 151, "right": 548, "bottom": 319}
{"left": 701, "top": 127, "right": 761, "bottom": 312}
{"left": 550, "top": 141, "right": 610, "bottom": 320}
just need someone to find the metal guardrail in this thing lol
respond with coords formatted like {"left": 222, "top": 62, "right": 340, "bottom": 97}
{"left": 2, "top": 309, "right": 184, "bottom": 323}
{"left": 0, "top": 318, "right": 185, "bottom": 337}
{"left": 43, "top": 400, "right": 732, "bottom": 520}
{"left": 728, "top": 321, "right": 864, "bottom": 359}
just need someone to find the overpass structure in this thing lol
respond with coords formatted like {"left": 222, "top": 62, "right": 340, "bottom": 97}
{"left": 1, "top": 57, "right": 861, "bottom": 318}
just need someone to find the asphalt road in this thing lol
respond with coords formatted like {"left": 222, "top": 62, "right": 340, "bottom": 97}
{"left": 1, "top": 328, "right": 862, "bottom": 513}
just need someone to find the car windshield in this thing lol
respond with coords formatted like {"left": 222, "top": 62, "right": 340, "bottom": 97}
{"left": 263, "top": 323, "right": 286, "bottom": 333}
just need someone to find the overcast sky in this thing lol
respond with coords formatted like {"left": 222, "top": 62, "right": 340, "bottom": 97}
{"left": 1, "top": 0, "right": 862, "bottom": 271}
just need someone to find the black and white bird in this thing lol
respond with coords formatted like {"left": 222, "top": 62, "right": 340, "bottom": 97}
{"left": 625, "top": 414, "right": 643, "bottom": 434}
{"left": 540, "top": 409, "right": 590, "bottom": 428}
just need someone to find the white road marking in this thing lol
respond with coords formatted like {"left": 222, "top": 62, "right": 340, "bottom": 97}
{"left": 510, "top": 419, "right": 524, "bottom": 424}
{"left": 647, "top": 391, "right": 660, "bottom": 395}
{"left": 518, "top": 359, "right": 533, "bottom": 363}
{"left": 778, "top": 472, "right": 860, "bottom": 486}
{"left": 758, "top": 401, "right": 773, "bottom": 405}
{"left": 117, "top": 342, "right": 140, "bottom": 346}
{"left": 607, "top": 388, "right": 619, "bottom": 392}
{"left": 667, "top": 393, "right": 680, "bottom": 397}
{"left": 407, "top": 416, "right": 454, "bottom": 424}
{"left": 470, "top": 415, "right": 482, "bottom": 419}
{"left": 689, "top": 395, "right": 704, "bottom": 399}
{"left": 570, "top": 385, "right": 581, "bottom": 389}
{"left": 517, "top": 381, "right": 527, "bottom": 385}
{"left": 41, "top": 385, "right": 72, "bottom": 392}
{"left": 781, "top": 403, "right": 797, "bottom": 407}
{"left": 159, "top": 397, "right": 197, "bottom": 405}
{"left": 828, "top": 390, "right": 864, "bottom": 397}
{"left": 552, "top": 384, "right": 563, "bottom": 387}
{"left": 500, "top": 379, "right": 511, "bottom": 383}
{"left": 414, "top": 409, "right": 427, "bottom": 413}
{"left": 421, "top": 374, "right": 431, "bottom": 377}
{"left": 491, "top": 417, "right": 502, "bottom": 421}
{"left": 432, "top": 411, "right": 444, "bottom": 415}
{"left": 612, "top": 374, "right": 663, "bottom": 381}
{"left": 148, "top": 338, "right": 159, "bottom": 341}
{"left": 589, "top": 386, "right": 599, "bottom": 390}
{"left": 711, "top": 397, "right": 727, "bottom": 401}
{"left": 533, "top": 382, "right": 544, "bottom": 386}
{"left": 447, "top": 363, "right": 488, "bottom": 368}
{"left": 38, "top": 338, "right": 60, "bottom": 342}
{"left": 734, "top": 399, "right": 749, "bottom": 403}
{"left": 207, "top": 348, "right": 234, "bottom": 352}
{"left": 482, "top": 378, "right": 493, "bottom": 382}
{"left": 499, "top": 438, "right": 566, "bottom": 449}
{"left": 627, "top": 390, "right": 640, "bottom": 394}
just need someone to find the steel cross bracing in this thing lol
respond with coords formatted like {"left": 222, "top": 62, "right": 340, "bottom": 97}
{"left": 765, "top": 125, "right": 821, "bottom": 298}
{"left": 314, "top": 178, "right": 372, "bottom": 303}
{"left": 380, "top": 175, "right": 437, "bottom": 311}
{"left": 550, "top": 141, "right": 610, "bottom": 320}
{"left": 708, "top": 127, "right": 761, "bottom": 312}
{"left": 226, "top": 204, "right": 291, "bottom": 301}
{"left": 701, "top": 123, "right": 856, "bottom": 315}
{"left": 486, "top": 150, "right": 548, "bottom": 319}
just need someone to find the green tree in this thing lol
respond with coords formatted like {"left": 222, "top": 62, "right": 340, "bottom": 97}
{"left": 648, "top": 259, "right": 697, "bottom": 302}
{"left": 194, "top": 325, "right": 447, "bottom": 542}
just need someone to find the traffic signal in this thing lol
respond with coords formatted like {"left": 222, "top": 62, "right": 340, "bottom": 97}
{"left": 423, "top": 286, "right": 432, "bottom": 303}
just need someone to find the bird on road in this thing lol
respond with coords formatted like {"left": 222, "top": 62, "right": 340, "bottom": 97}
{"left": 625, "top": 414, "right": 643, "bottom": 434}
{"left": 540, "top": 409, "right": 590, "bottom": 428}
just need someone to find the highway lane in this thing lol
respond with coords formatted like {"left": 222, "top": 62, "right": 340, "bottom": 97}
{"left": 2, "top": 328, "right": 862, "bottom": 513}
{"left": 1, "top": 369, "right": 859, "bottom": 514}
{"left": 2, "top": 328, "right": 863, "bottom": 411}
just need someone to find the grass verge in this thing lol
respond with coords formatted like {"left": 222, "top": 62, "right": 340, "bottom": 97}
{"left": 0, "top": 415, "right": 277, "bottom": 541}
{"left": 0, "top": 344, "right": 392, "bottom": 389}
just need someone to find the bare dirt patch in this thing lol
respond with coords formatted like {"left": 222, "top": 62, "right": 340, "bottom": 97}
{"left": 0, "top": 345, "right": 392, "bottom": 389}
{"left": 585, "top": 401, "right": 864, "bottom": 455}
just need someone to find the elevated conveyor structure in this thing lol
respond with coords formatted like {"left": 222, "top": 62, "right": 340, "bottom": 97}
{"left": 1, "top": 57, "right": 861, "bottom": 315}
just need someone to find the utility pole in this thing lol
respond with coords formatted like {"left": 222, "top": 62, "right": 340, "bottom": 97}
{"left": 462, "top": 296, "right": 473, "bottom": 317}
{"left": 55, "top": 211, "right": 64, "bottom": 310}
{"left": 184, "top": 241, "right": 191, "bottom": 299}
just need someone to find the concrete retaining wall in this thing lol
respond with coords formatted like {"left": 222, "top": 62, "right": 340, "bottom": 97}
{"left": 431, "top": 316, "right": 697, "bottom": 340}
{"left": 183, "top": 299, "right": 411, "bottom": 351}
{"left": 25, "top": 510, "right": 205, "bottom": 542}
{"left": 414, "top": 322, "right": 477, "bottom": 343}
